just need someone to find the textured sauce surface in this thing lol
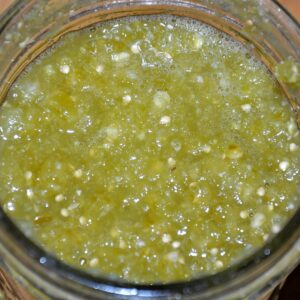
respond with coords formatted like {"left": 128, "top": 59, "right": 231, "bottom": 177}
{"left": 0, "top": 16, "right": 299, "bottom": 283}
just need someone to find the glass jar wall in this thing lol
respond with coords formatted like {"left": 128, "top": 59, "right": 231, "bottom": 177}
{"left": 0, "top": 1, "right": 299, "bottom": 299}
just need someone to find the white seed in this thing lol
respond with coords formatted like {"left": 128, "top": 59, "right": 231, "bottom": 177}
{"left": 25, "top": 171, "right": 32, "bottom": 181}
{"left": 189, "top": 182, "right": 198, "bottom": 191}
{"left": 55, "top": 162, "right": 62, "bottom": 170}
{"left": 112, "top": 52, "right": 130, "bottom": 63}
{"left": 193, "top": 35, "right": 203, "bottom": 49}
{"left": 240, "top": 210, "right": 249, "bottom": 219}
{"left": 268, "top": 204, "right": 274, "bottom": 211}
{"left": 172, "top": 241, "right": 181, "bottom": 249}
{"left": 279, "top": 161, "right": 289, "bottom": 171}
{"left": 289, "top": 64, "right": 299, "bottom": 83}
{"left": 19, "top": 37, "right": 30, "bottom": 49}
{"left": 210, "top": 248, "right": 218, "bottom": 256}
{"left": 106, "top": 127, "right": 119, "bottom": 141}
{"left": 55, "top": 194, "right": 65, "bottom": 202}
{"left": 272, "top": 224, "right": 281, "bottom": 234}
{"left": 289, "top": 143, "right": 298, "bottom": 152}
{"left": 60, "top": 208, "right": 69, "bottom": 217}
{"left": 215, "top": 260, "right": 224, "bottom": 268}
{"left": 79, "top": 216, "right": 87, "bottom": 225}
{"left": 119, "top": 240, "right": 126, "bottom": 249}
{"left": 68, "top": 202, "right": 79, "bottom": 210}
{"left": 160, "top": 115, "right": 171, "bottom": 125}
{"left": 203, "top": 145, "right": 211, "bottom": 153}
{"left": 227, "top": 149, "right": 243, "bottom": 159}
{"left": 287, "top": 121, "right": 297, "bottom": 135}
{"left": 246, "top": 19, "right": 253, "bottom": 26}
{"left": 251, "top": 213, "right": 265, "bottom": 228}
{"left": 103, "top": 143, "right": 111, "bottom": 150}
{"left": 131, "top": 43, "right": 141, "bottom": 54}
{"left": 60, "top": 64, "right": 70, "bottom": 74}
{"left": 178, "top": 257, "right": 185, "bottom": 264}
{"left": 189, "top": 249, "right": 198, "bottom": 257}
{"left": 171, "top": 140, "right": 182, "bottom": 152}
{"left": 256, "top": 187, "right": 265, "bottom": 197}
{"left": 241, "top": 104, "right": 251, "bottom": 112}
{"left": 166, "top": 251, "right": 179, "bottom": 262}
{"left": 153, "top": 91, "right": 170, "bottom": 108}
{"left": 89, "top": 258, "right": 99, "bottom": 267}
{"left": 6, "top": 202, "right": 15, "bottom": 211}
{"left": 96, "top": 65, "right": 104, "bottom": 74}
{"left": 26, "top": 189, "right": 34, "bottom": 199}
{"left": 136, "top": 240, "right": 145, "bottom": 247}
{"left": 17, "top": 21, "right": 23, "bottom": 29}
{"left": 122, "top": 94, "right": 132, "bottom": 104}
{"left": 167, "top": 157, "right": 176, "bottom": 170}
{"left": 162, "top": 234, "right": 172, "bottom": 243}
{"left": 195, "top": 75, "right": 204, "bottom": 83}
{"left": 127, "top": 70, "right": 137, "bottom": 80}
{"left": 163, "top": 52, "right": 172, "bottom": 60}
{"left": 286, "top": 199, "right": 296, "bottom": 210}
{"left": 74, "top": 169, "right": 83, "bottom": 178}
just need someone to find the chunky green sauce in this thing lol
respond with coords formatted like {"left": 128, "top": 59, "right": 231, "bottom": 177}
{"left": 0, "top": 16, "right": 299, "bottom": 283}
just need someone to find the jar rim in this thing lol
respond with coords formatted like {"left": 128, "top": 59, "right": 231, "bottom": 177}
{"left": 0, "top": 0, "right": 299, "bottom": 298}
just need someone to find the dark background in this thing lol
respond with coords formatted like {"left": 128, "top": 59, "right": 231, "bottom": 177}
{"left": 277, "top": 266, "right": 300, "bottom": 300}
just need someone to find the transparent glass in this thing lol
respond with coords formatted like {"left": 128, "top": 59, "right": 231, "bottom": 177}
{"left": 0, "top": 0, "right": 299, "bottom": 299}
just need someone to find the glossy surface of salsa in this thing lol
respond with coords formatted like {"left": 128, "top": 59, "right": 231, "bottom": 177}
{"left": 0, "top": 16, "right": 299, "bottom": 283}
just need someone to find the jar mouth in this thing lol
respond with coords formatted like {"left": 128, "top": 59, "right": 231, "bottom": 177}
{"left": 0, "top": 0, "right": 299, "bottom": 298}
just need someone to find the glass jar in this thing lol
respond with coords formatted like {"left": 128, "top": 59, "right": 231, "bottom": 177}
{"left": 0, "top": 1, "right": 299, "bottom": 299}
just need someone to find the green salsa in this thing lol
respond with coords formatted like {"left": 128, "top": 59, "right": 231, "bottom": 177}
{"left": 0, "top": 16, "right": 299, "bottom": 283}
